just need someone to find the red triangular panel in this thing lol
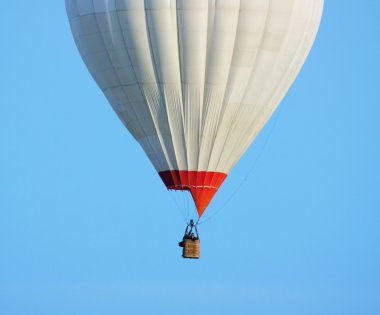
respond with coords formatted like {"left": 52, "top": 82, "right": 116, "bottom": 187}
{"left": 159, "top": 170, "right": 227, "bottom": 217}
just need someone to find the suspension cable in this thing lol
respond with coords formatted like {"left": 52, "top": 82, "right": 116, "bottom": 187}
{"left": 167, "top": 190, "right": 189, "bottom": 224}
{"left": 198, "top": 106, "right": 284, "bottom": 225}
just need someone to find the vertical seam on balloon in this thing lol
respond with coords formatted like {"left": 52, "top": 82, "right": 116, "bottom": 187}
{"left": 201, "top": 1, "right": 213, "bottom": 150}
{"left": 143, "top": 0, "right": 181, "bottom": 172}
{"left": 219, "top": 0, "right": 291, "bottom": 171}
{"left": 89, "top": 0, "right": 154, "bottom": 164}
{"left": 224, "top": 0, "right": 321, "bottom": 173}
{"left": 112, "top": 2, "right": 169, "bottom": 170}
{"left": 219, "top": 0, "right": 296, "bottom": 172}
{"left": 262, "top": 0, "right": 320, "bottom": 114}
{"left": 200, "top": 0, "right": 241, "bottom": 179}
{"left": 137, "top": 1, "right": 175, "bottom": 171}
{"left": 212, "top": 0, "right": 272, "bottom": 172}
{"left": 195, "top": 0, "right": 212, "bottom": 191}
{"left": 102, "top": 3, "right": 157, "bottom": 163}
{"left": 176, "top": 0, "right": 190, "bottom": 172}
{"left": 114, "top": 4, "right": 169, "bottom": 171}
{"left": 170, "top": 2, "right": 188, "bottom": 172}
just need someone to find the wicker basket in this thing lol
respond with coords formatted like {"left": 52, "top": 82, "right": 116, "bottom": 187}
{"left": 182, "top": 239, "right": 200, "bottom": 259}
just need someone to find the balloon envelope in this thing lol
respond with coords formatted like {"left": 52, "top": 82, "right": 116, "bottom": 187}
{"left": 65, "top": 0, "right": 324, "bottom": 217}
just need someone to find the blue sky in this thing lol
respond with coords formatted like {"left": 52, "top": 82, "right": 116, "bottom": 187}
{"left": 1, "top": 1, "right": 379, "bottom": 315}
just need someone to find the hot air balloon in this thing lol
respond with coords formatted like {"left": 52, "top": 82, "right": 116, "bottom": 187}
{"left": 65, "top": 0, "right": 323, "bottom": 258}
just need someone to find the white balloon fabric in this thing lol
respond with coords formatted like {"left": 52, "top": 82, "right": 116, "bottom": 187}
{"left": 65, "top": 0, "right": 324, "bottom": 217}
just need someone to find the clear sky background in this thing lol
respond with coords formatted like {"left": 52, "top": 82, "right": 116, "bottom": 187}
{"left": 1, "top": 1, "right": 379, "bottom": 315}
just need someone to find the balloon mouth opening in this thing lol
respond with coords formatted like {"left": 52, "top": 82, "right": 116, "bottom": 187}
{"left": 159, "top": 170, "right": 227, "bottom": 217}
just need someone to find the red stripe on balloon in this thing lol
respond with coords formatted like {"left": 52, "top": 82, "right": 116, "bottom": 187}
{"left": 158, "top": 170, "right": 227, "bottom": 217}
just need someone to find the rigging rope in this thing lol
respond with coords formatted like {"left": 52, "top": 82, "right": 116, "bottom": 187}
{"left": 168, "top": 190, "right": 189, "bottom": 224}
{"left": 197, "top": 106, "right": 285, "bottom": 226}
